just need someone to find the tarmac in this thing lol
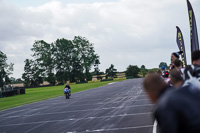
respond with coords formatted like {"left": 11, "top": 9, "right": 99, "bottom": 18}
{"left": 0, "top": 78, "right": 155, "bottom": 133}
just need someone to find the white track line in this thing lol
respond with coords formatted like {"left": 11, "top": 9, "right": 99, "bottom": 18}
{"left": 0, "top": 99, "right": 151, "bottom": 118}
{"left": 153, "top": 120, "right": 157, "bottom": 133}
{"left": 24, "top": 123, "right": 46, "bottom": 133}
{"left": 0, "top": 112, "right": 152, "bottom": 127}
{"left": 2, "top": 104, "right": 154, "bottom": 118}
{"left": 84, "top": 125, "right": 154, "bottom": 132}
{"left": 44, "top": 98, "right": 150, "bottom": 108}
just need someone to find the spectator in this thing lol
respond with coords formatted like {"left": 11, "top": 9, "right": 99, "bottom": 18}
{"left": 170, "top": 52, "right": 179, "bottom": 70}
{"left": 184, "top": 50, "right": 200, "bottom": 80}
{"left": 192, "top": 50, "right": 200, "bottom": 66}
{"left": 169, "top": 69, "right": 184, "bottom": 88}
{"left": 143, "top": 73, "right": 171, "bottom": 103}
{"left": 170, "top": 51, "right": 183, "bottom": 70}
{"left": 174, "top": 59, "right": 183, "bottom": 71}
{"left": 143, "top": 73, "right": 200, "bottom": 133}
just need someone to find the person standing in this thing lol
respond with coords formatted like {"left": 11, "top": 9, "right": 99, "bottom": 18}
{"left": 169, "top": 69, "right": 184, "bottom": 88}
{"left": 174, "top": 59, "right": 183, "bottom": 71}
{"left": 170, "top": 51, "right": 183, "bottom": 70}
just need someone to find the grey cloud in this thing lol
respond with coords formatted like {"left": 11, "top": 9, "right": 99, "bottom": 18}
{"left": 0, "top": 0, "right": 199, "bottom": 78}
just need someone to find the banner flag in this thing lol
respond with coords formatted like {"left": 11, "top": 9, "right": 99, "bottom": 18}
{"left": 186, "top": 0, "right": 199, "bottom": 55}
{"left": 176, "top": 26, "right": 187, "bottom": 68}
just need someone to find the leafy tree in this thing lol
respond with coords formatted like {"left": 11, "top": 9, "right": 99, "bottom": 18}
{"left": 105, "top": 64, "right": 117, "bottom": 79}
{"left": 73, "top": 36, "right": 99, "bottom": 81}
{"left": 0, "top": 69, "right": 7, "bottom": 88}
{"left": 159, "top": 62, "right": 169, "bottom": 69}
{"left": 16, "top": 78, "right": 22, "bottom": 81}
{"left": 31, "top": 64, "right": 43, "bottom": 86}
{"left": 14, "top": 78, "right": 23, "bottom": 83}
{"left": 125, "top": 65, "right": 140, "bottom": 78}
{"left": 85, "top": 72, "right": 92, "bottom": 81}
{"left": 148, "top": 68, "right": 160, "bottom": 74}
{"left": 52, "top": 37, "right": 99, "bottom": 82}
{"left": 46, "top": 73, "right": 56, "bottom": 85}
{"left": 31, "top": 40, "right": 54, "bottom": 84}
{"left": 0, "top": 50, "right": 13, "bottom": 88}
{"left": 140, "top": 65, "right": 148, "bottom": 77}
{"left": 53, "top": 38, "right": 74, "bottom": 83}
{"left": 71, "top": 59, "right": 85, "bottom": 82}
{"left": 10, "top": 77, "right": 16, "bottom": 83}
{"left": 94, "top": 59, "right": 101, "bottom": 80}
{"left": 22, "top": 59, "right": 43, "bottom": 87}
{"left": 24, "top": 36, "right": 99, "bottom": 84}
{"left": 22, "top": 59, "right": 32, "bottom": 86}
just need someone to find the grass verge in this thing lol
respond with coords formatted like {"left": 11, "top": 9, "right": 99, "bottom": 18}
{"left": 0, "top": 79, "right": 125, "bottom": 111}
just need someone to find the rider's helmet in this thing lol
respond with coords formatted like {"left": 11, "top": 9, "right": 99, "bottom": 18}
{"left": 162, "top": 67, "right": 166, "bottom": 70}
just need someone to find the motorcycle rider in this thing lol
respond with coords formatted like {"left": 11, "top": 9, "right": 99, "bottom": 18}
{"left": 161, "top": 67, "right": 169, "bottom": 79}
{"left": 64, "top": 83, "right": 71, "bottom": 96}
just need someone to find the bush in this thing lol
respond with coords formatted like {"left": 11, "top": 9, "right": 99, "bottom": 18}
{"left": 101, "top": 79, "right": 113, "bottom": 82}
{"left": 76, "top": 81, "right": 88, "bottom": 84}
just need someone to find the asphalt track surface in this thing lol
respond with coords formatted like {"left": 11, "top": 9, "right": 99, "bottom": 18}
{"left": 0, "top": 79, "right": 155, "bottom": 133}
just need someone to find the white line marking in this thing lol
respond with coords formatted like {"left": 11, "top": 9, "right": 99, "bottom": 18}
{"left": 108, "top": 82, "right": 116, "bottom": 85}
{"left": 44, "top": 98, "right": 150, "bottom": 108}
{"left": 85, "top": 125, "right": 154, "bottom": 132}
{"left": 153, "top": 120, "right": 157, "bottom": 133}
{"left": 2, "top": 104, "right": 154, "bottom": 118}
{"left": 24, "top": 123, "right": 45, "bottom": 133}
{"left": 0, "top": 112, "right": 153, "bottom": 127}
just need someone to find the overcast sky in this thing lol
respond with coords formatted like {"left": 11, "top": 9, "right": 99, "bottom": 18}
{"left": 0, "top": 0, "right": 200, "bottom": 78}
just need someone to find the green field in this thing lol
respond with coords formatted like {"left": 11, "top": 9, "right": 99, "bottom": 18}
{"left": 0, "top": 79, "right": 125, "bottom": 111}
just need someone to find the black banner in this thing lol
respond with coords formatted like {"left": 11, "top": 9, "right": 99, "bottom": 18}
{"left": 187, "top": 0, "right": 199, "bottom": 54}
{"left": 176, "top": 26, "right": 187, "bottom": 68}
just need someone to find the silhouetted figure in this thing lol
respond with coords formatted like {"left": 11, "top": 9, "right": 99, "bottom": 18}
{"left": 143, "top": 73, "right": 200, "bottom": 133}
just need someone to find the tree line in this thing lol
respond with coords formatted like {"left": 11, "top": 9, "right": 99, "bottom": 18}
{"left": 22, "top": 36, "right": 99, "bottom": 86}
{"left": 0, "top": 36, "right": 155, "bottom": 88}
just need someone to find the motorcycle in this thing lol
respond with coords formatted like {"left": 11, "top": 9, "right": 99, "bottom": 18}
{"left": 64, "top": 88, "right": 70, "bottom": 99}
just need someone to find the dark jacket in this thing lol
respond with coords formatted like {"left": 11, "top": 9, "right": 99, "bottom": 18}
{"left": 65, "top": 84, "right": 71, "bottom": 89}
{"left": 154, "top": 85, "right": 200, "bottom": 133}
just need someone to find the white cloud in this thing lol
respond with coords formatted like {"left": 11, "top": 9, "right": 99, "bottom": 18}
{"left": 0, "top": 0, "right": 200, "bottom": 78}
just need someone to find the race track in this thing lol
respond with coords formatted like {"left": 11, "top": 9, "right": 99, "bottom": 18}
{"left": 0, "top": 78, "right": 155, "bottom": 133}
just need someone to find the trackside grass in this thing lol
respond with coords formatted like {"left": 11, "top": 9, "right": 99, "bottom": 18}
{"left": 0, "top": 79, "right": 125, "bottom": 111}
